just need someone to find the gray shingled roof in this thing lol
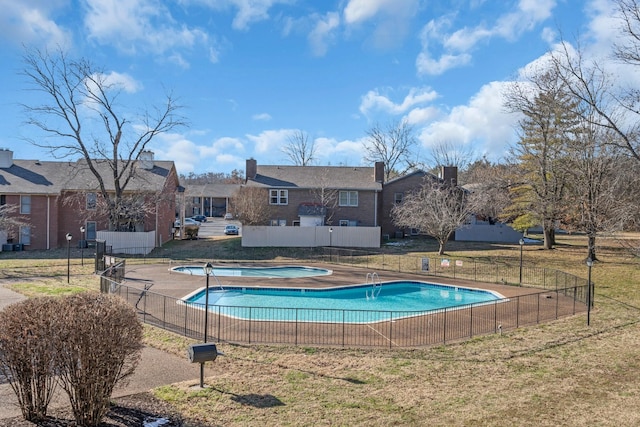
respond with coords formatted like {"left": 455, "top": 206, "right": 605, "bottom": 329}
{"left": 246, "top": 165, "right": 382, "bottom": 190}
{"left": 0, "top": 159, "right": 176, "bottom": 195}
{"left": 185, "top": 183, "right": 241, "bottom": 198}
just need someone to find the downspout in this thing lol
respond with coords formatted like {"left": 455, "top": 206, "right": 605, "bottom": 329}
{"left": 155, "top": 200, "right": 159, "bottom": 247}
{"left": 374, "top": 191, "right": 379, "bottom": 227}
{"left": 47, "top": 196, "right": 50, "bottom": 249}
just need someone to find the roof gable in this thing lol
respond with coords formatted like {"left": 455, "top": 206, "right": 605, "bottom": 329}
{"left": 0, "top": 158, "right": 177, "bottom": 195}
{"left": 247, "top": 165, "right": 382, "bottom": 191}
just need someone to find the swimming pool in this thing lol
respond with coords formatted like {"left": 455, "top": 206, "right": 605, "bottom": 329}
{"left": 182, "top": 281, "right": 504, "bottom": 323}
{"left": 171, "top": 265, "right": 332, "bottom": 278}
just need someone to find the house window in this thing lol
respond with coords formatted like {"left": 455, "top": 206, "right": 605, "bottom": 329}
{"left": 394, "top": 192, "right": 403, "bottom": 204}
{"left": 270, "top": 219, "right": 286, "bottom": 226}
{"left": 193, "top": 197, "right": 201, "bottom": 204}
{"left": 270, "top": 189, "right": 288, "bottom": 205}
{"left": 339, "top": 191, "right": 358, "bottom": 207}
{"left": 20, "top": 195, "right": 31, "bottom": 214}
{"left": 85, "top": 222, "right": 97, "bottom": 240}
{"left": 339, "top": 220, "right": 349, "bottom": 227}
{"left": 20, "top": 226, "right": 31, "bottom": 245}
{"left": 86, "top": 193, "right": 97, "bottom": 210}
{"left": 0, "top": 195, "right": 5, "bottom": 205}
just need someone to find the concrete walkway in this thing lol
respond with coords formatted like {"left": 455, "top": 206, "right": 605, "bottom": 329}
{"left": 0, "top": 283, "right": 208, "bottom": 420}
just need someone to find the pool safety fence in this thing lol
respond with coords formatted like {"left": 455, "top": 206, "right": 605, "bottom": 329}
{"left": 106, "top": 276, "right": 588, "bottom": 349}
{"left": 100, "top": 245, "right": 586, "bottom": 291}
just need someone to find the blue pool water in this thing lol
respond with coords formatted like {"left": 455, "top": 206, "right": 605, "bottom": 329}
{"left": 171, "top": 265, "right": 331, "bottom": 278}
{"left": 183, "top": 281, "right": 504, "bottom": 323}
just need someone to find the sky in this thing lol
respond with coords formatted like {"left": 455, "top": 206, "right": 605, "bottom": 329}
{"left": 0, "top": 0, "right": 627, "bottom": 176}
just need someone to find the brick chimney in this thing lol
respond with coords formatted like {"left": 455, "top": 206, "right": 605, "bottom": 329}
{"left": 441, "top": 166, "right": 458, "bottom": 186}
{"left": 246, "top": 158, "right": 257, "bottom": 180}
{"left": 0, "top": 149, "right": 13, "bottom": 168}
{"left": 374, "top": 161, "right": 385, "bottom": 183}
{"left": 138, "top": 150, "right": 154, "bottom": 169}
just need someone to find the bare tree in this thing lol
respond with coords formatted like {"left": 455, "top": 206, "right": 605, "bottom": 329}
{"left": 428, "top": 140, "right": 477, "bottom": 177}
{"left": 392, "top": 180, "right": 472, "bottom": 255}
{"left": 307, "top": 170, "right": 339, "bottom": 225}
{"left": 463, "top": 158, "right": 513, "bottom": 224}
{"left": 231, "top": 187, "right": 273, "bottom": 225}
{"left": 363, "top": 120, "right": 418, "bottom": 181}
{"left": 21, "top": 47, "right": 185, "bottom": 231}
{"left": 551, "top": 12, "right": 640, "bottom": 163}
{"left": 0, "top": 204, "right": 30, "bottom": 243}
{"left": 614, "top": 0, "right": 640, "bottom": 66}
{"left": 282, "top": 130, "right": 316, "bottom": 166}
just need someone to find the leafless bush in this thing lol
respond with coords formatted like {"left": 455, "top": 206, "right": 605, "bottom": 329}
{"left": 0, "top": 298, "right": 59, "bottom": 422}
{"left": 53, "top": 293, "right": 143, "bottom": 427}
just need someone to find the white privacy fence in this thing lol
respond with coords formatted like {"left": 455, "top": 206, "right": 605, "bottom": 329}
{"left": 241, "top": 226, "right": 381, "bottom": 248}
{"left": 96, "top": 230, "right": 156, "bottom": 254}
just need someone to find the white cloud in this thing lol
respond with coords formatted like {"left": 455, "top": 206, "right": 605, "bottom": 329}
{"left": 246, "top": 129, "right": 296, "bottom": 154}
{"left": 416, "top": 52, "right": 472, "bottom": 76}
{"left": 308, "top": 12, "right": 340, "bottom": 56}
{"left": 342, "top": 0, "right": 418, "bottom": 49}
{"left": 0, "top": 0, "right": 72, "bottom": 48}
{"left": 152, "top": 132, "right": 201, "bottom": 173}
{"left": 359, "top": 87, "right": 439, "bottom": 117}
{"left": 83, "top": 0, "right": 211, "bottom": 62}
{"left": 418, "top": 81, "right": 518, "bottom": 161}
{"left": 105, "top": 72, "right": 143, "bottom": 93}
{"left": 313, "top": 136, "right": 368, "bottom": 166}
{"left": 252, "top": 113, "right": 272, "bottom": 121}
{"left": 343, "top": 0, "right": 417, "bottom": 25}
{"left": 185, "top": 0, "right": 292, "bottom": 31}
{"left": 416, "top": 0, "right": 559, "bottom": 76}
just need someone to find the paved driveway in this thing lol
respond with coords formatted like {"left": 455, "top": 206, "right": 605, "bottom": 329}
{"left": 197, "top": 217, "right": 241, "bottom": 238}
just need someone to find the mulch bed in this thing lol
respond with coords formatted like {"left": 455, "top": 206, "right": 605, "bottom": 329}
{"left": 0, "top": 392, "right": 205, "bottom": 427}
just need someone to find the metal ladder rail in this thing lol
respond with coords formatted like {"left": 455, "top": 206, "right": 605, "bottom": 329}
{"left": 366, "top": 272, "right": 381, "bottom": 299}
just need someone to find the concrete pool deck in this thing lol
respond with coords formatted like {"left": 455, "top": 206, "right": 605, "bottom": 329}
{"left": 123, "top": 261, "right": 543, "bottom": 301}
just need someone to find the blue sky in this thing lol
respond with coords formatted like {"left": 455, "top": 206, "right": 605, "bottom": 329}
{"left": 0, "top": 0, "right": 624, "bottom": 175}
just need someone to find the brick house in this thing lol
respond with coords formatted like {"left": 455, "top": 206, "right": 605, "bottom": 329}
{"left": 380, "top": 166, "right": 458, "bottom": 238}
{"left": 0, "top": 149, "right": 179, "bottom": 250}
{"left": 244, "top": 159, "right": 384, "bottom": 227}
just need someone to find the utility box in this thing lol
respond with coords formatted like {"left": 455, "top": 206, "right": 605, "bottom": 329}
{"left": 188, "top": 343, "right": 219, "bottom": 364}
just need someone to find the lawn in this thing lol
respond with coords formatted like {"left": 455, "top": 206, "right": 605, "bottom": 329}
{"left": 2, "top": 234, "right": 640, "bottom": 426}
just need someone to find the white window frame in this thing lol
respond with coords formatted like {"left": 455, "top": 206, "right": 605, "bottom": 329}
{"left": 86, "top": 221, "right": 97, "bottom": 240}
{"left": 20, "top": 195, "right": 31, "bottom": 214}
{"left": 20, "top": 226, "right": 31, "bottom": 245}
{"left": 269, "top": 189, "right": 288, "bottom": 205}
{"left": 394, "top": 192, "right": 403, "bottom": 204}
{"left": 339, "top": 191, "right": 358, "bottom": 207}
{"left": 270, "top": 219, "right": 287, "bottom": 226}
{"left": 86, "top": 192, "right": 97, "bottom": 210}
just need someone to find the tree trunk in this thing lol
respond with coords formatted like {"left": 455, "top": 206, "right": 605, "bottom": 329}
{"left": 543, "top": 227, "right": 554, "bottom": 250}
{"left": 587, "top": 234, "right": 598, "bottom": 261}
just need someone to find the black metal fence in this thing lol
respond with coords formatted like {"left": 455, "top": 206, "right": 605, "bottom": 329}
{"left": 321, "top": 247, "right": 585, "bottom": 290}
{"left": 105, "top": 258, "right": 588, "bottom": 348}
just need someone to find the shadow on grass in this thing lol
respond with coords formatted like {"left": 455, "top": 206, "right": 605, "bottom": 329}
{"left": 230, "top": 393, "right": 285, "bottom": 408}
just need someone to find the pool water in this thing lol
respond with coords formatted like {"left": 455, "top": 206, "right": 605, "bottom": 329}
{"left": 183, "top": 281, "right": 504, "bottom": 323}
{"left": 171, "top": 265, "right": 332, "bottom": 278}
